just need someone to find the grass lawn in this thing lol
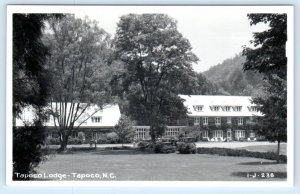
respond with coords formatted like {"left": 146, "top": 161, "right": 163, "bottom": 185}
{"left": 36, "top": 149, "right": 287, "bottom": 181}
{"left": 240, "top": 143, "right": 287, "bottom": 155}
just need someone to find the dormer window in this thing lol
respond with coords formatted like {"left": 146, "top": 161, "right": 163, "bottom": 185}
{"left": 193, "top": 105, "right": 203, "bottom": 112}
{"left": 211, "top": 106, "right": 220, "bottom": 111}
{"left": 234, "top": 106, "right": 242, "bottom": 112}
{"left": 223, "top": 106, "right": 231, "bottom": 112}
{"left": 91, "top": 116, "right": 102, "bottom": 123}
{"left": 250, "top": 106, "right": 258, "bottom": 112}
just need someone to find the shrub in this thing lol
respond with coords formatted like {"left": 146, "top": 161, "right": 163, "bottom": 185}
{"left": 68, "top": 137, "right": 82, "bottom": 145}
{"left": 13, "top": 123, "right": 47, "bottom": 180}
{"left": 196, "top": 147, "right": 287, "bottom": 163}
{"left": 48, "top": 137, "right": 60, "bottom": 145}
{"left": 177, "top": 142, "right": 196, "bottom": 154}
{"left": 96, "top": 134, "right": 109, "bottom": 144}
{"left": 77, "top": 132, "right": 85, "bottom": 143}
{"left": 106, "top": 132, "right": 119, "bottom": 144}
{"left": 137, "top": 141, "right": 149, "bottom": 151}
{"left": 154, "top": 142, "right": 176, "bottom": 153}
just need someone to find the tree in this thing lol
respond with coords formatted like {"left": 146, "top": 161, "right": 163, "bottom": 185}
{"left": 43, "top": 15, "right": 114, "bottom": 150}
{"left": 242, "top": 14, "right": 287, "bottom": 162}
{"left": 243, "top": 14, "right": 287, "bottom": 80}
{"left": 113, "top": 115, "right": 135, "bottom": 146}
{"left": 13, "top": 14, "right": 60, "bottom": 122}
{"left": 114, "top": 14, "right": 198, "bottom": 144}
{"left": 13, "top": 14, "right": 63, "bottom": 180}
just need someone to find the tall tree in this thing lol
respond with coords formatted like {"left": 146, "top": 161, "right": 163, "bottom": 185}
{"left": 114, "top": 14, "right": 199, "bottom": 144}
{"left": 243, "top": 13, "right": 287, "bottom": 161}
{"left": 13, "top": 14, "right": 63, "bottom": 179}
{"left": 13, "top": 14, "right": 53, "bottom": 120}
{"left": 43, "top": 15, "right": 114, "bottom": 150}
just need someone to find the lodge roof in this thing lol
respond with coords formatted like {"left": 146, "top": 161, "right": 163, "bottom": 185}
{"left": 179, "top": 95, "right": 263, "bottom": 117}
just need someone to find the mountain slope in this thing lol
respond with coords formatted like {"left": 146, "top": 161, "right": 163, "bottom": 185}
{"left": 203, "top": 54, "right": 263, "bottom": 96}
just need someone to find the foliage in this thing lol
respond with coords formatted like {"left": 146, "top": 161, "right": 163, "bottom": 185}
{"left": 197, "top": 147, "right": 287, "bottom": 163}
{"left": 242, "top": 14, "right": 287, "bottom": 79}
{"left": 242, "top": 14, "right": 287, "bottom": 161}
{"left": 114, "top": 14, "right": 198, "bottom": 143}
{"left": 13, "top": 121, "right": 47, "bottom": 180}
{"left": 47, "top": 137, "right": 60, "bottom": 145}
{"left": 177, "top": 142, "right": 196, "bottom": 154}
{"left": 13, "top": 14, "right": 62, "bottom": 118}
{"left": 137, "top": 141, "right": 151, "bottom": 151}
{"left": 154, "top": 142, "right": 176, "bottom": 153}
{"left": 43, "top": 14, "right": 114, "bottom": 150}
{"left": 68, "top": 137, "right": 83, "bottom": 145}
{"left": 113, "top": 115, "right": 135, "bottom": 145}
{"left": 77, "top": 132, "right": 86, "bottom": 143}
{"left": 106, "top": 132, "right": 119, "bottom": 144}
{"left": 13, "top": 14, "right": 63, "bottom": 180}
{"left": 203, "top": 54, "right": 264, "bottom": 95}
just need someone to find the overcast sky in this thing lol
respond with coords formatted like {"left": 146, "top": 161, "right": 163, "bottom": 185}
{"left": 74, "top": 6, "right": 269, "bottom": 72}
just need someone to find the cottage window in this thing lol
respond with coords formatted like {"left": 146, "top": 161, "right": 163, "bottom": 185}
{"left": 91, "top": 116, "right": 102, "bottom": 123}
{"left": 135, "top": 128, "right": 149, "bottom": 139}
{"left": 165, "top": 128, "right": 180, "bottom": 137}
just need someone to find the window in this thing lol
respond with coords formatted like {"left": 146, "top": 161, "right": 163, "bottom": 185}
{"left": 251, "top": 106, "right": 258, "bottom": 112}
{"left": 165, "top": 128, "right": 180, "bottom": 137}
{"left": 212, "top": 106, "right": 220, "bottom": 111}
{"left": 235, "top": 130, "right": 245, "bottom": 138}
{"left": 238, "top": 117, "right": 243, "bottom": 125}
{"left": 203, "top": 117, "right": 208, "bottom": 125}
{"left": 135, "top": 128, "right": 149, "bottom": 139}
{"left": 215, "top": 117, "right": 221, "bottom": 125}
{"left": 194, "top": 117, "right": 200, "bottom": 125}
{"left": 224, "top": 106, "right": 231, "bottom": 111}
{"left": 202, "top": 130, "right": 208, "bottom": 138}
{"left": 193, "top": 105, "right": 203, "bottom": 112}
{"left": 227, "top": 117, "right": 232, "bottom": 124}
{"left": 91, "top": 116, "right": 102, "bottom": 123}
{"left": 213, "top": 130, "right": 223, "bottom": 138}
{"left": 235, "top": 106, "right": 242, "bottom": 111}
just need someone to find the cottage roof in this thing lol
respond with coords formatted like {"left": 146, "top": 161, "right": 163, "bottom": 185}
{"left": 16, "top": 103, "right": 121, "bottom": 128}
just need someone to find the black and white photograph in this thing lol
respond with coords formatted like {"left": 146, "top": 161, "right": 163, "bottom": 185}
{"left": 6, "top": 5, "right": 293, "bottom": 185}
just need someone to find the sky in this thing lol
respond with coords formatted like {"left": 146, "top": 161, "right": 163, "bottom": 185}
{"left": 73, "top": 6, "right": 270, "bottom": 72}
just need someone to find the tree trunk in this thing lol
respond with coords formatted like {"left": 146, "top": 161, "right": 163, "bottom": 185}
{"left": 59, "top": 133, "right": 68, "bottom": 151}
{"left": 277, "top": 140, "right": 281, "bottom": 163}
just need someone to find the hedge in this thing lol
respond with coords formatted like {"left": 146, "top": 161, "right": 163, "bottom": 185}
{"left": 197, "top": 147, "right": 287, "bottom": 163}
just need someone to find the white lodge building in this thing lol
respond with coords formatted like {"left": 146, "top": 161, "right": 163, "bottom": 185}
{"left": 16, "top": 95, "right": 262, "bottom": 143}
{"left": 134, "top": 95, "right": 263, "bottom": 142}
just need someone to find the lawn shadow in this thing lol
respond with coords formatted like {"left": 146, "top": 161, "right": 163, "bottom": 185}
{"left": 237, "top": 161, "right": 279, "bottom": 165}
{"left": 91, "top": 150, "right": 157, "bottom": 155}
{"left": 231, "top": 171, "right": 287, "bottom": 179}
